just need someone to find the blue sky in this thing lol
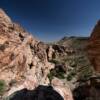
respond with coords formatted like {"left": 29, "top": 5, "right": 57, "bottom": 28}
{"left": 0, "top": 0, "right": 100, "bottom": 41}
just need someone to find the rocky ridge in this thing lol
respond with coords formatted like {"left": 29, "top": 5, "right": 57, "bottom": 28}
{"left": 0, "top": 9, "right": 54, "bottom": 96}
{"left": 87, "top": 20, "right": 100, "bottom": 73}
{"left": 0, "top": 9, "right": 74, "bottom": 100}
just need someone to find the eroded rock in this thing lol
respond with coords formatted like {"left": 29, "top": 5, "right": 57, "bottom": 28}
{"left": 87, "top": 20, "right": 100, "bottom": 73}
{"left": 0, "top": 9, "right": 54, "bottom": 97}
{"left": 52, "top": 78, "right": 73, "bottom": 100}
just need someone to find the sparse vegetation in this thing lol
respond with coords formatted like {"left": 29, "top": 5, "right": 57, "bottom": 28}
{"left": 0, "top": 80, "right": 6, "bottom": 95}
{"left": 48, "top": 66, "right": 65, "bottom": 82}
{"left": 48, "top": 37, "right": 93, "bottom": 85}
{"left": 78, "top": 65, "right": 93, "bottom": 81}
{"left": 67, "top": 74, "right": 73, "bottom": 81}
{"left": 67, "top": 70, "right": 76, "bottom": 81}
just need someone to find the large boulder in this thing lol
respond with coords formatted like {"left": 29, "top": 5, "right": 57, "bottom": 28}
{"left": 52, "top": 78, "right": 73, "bottom": 100}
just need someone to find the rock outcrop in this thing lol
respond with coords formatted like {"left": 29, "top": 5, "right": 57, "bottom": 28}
{"left": 87, "top": 20, "right": 100, "bottom": 73}
{"left": 0, "top": 9, "right": 54, "bottom": 97}
{"left": 52, "top": 78, "right": 73, "bottom": 100}
{"left": 0, "top": 9, "right": 74, "bottom": 100}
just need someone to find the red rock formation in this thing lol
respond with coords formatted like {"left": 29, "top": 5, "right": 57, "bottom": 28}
{"left": 87, "top": 20, "right": 100, "bottom": 73}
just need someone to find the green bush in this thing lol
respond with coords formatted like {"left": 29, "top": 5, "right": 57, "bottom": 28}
{"left": 0, "top": 80, "right": 6, "bottom": 95}
{"left": 80, "top": 67, "right": 93, "bottom": 80}
{"left": 67, "top": 71, "right": 76, "bottom": 81}
{"left": 48, "top": 67, "right": 66, "bottom": 82}
{"left": 48, "top": 72, "right": 54, "bottom": 82}
{"left": 67, "top": 74, "right": 73, "bottom": 81}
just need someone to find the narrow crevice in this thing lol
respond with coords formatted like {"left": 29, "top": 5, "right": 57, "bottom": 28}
{"left": 0, "top": 44, "right": 6, "bottom": 51}
{"left": 19, "top": 32, "right": 24, "bottom": 41}
{"left": 28, "top": 62, "right": 33, "bottom": 69}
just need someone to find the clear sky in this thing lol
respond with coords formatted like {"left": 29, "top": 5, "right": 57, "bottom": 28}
{"left": 0, "top": 0, "right": 100, "bottom": 42}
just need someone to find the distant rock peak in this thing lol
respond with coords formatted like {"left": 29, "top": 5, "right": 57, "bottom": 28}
{"left": 87, "top": 20, "right": 100, "bottom": 73}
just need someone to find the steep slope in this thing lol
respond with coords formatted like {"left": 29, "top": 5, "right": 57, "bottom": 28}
{"left": 73, "top": 20, "right": 100, "bottom": 100}
{"left": 87, "top": 20, "right": 100, "bottom": 73}
{"left": 0, "top": 9, "right": 74, "bottom": 100}
{"left": 0, "top": 9, "right": 54, "bottom": 97}
{"left": 47, "top": 36, "right": 93, "bottom": 89}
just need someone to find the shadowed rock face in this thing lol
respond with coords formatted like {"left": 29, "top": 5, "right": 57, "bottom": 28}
{"left": 8, "top": 85, "right": 64, "bottom": 100}
{"left": 87, "top": 20, "right": 100, "bottom": 73}
{"left": 73, "top": 77, "right": 100, "bottom": 100}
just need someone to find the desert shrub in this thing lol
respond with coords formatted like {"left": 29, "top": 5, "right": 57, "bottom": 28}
{"left": 70, "top": 60, "right": 77, "bottom": 67}
{"left": 67, "top": 74, "right": 73, "bottom": 81}
{"left": 79, "top": 67, "right": 93, "bottom": 81}
{"left": 0, "top": 80, "right": 6, "bottom": 95}
{"left": 67, "top": 71, "right": 76, "bottom": 81}
{"left": 49, "top": 59, "right": 60, "bottom": 65}
{"left": 48, "top": 72, "right": 54, "bottom": 82}
{"left": 48, "top": 66, "right": 65, "bottom": 82}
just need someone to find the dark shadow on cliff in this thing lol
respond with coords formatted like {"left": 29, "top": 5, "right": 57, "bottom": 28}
{"left": 8, "top": 85, "right": 64, "bottom": 100}
{"left": 73, "top": 77, "right": 100, "bottom": 100}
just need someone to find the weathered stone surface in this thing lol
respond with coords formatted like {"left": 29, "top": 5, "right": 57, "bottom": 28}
{"left": 52, "top": 78, "right": 73, "bottom": 100}
{"left": 0, "top": 9, "right": 54, "bottom": 97}
{"left": 73, "top": 77, "right": 100, "bottom": 100}
{"left": 87, "top": 20, "right": 100, "bottom": 72}
{"left": 0, "top": 9, "right": 74, "bottom": 100}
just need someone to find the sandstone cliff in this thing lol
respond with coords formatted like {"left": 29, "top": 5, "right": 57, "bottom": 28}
{"left": 0, "top": 9, "right": 54, "bottom": 96}
{"left": 87, "top": 20, "right": 100, "bottom": 73}
{"left": 0, "top": 9, "right": 74, "bottom": 100}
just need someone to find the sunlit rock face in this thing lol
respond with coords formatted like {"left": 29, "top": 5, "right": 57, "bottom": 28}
{"left": 0, "top": 8, "right": 54, "bottom": 96}
{"left": 51, "top": 78, "right": 73, "bottom": 100}
{"left": 87, "top": 20, "right": 100, "bottom": 73}
{"left": 0, "top": 9, "right": 74, "bottom": 100}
